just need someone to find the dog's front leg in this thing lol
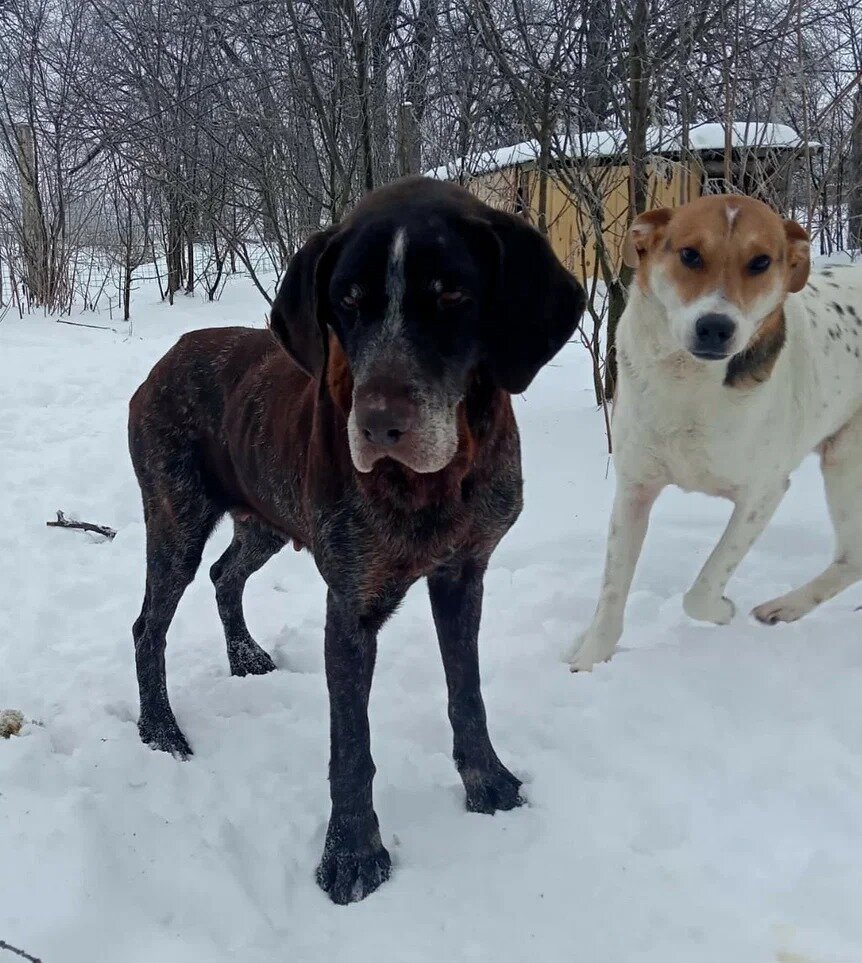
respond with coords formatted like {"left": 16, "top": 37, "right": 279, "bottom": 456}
{"left": 316, "top": 589, "right": 391, "bottom": 904}
{"left": 428, "top": 558, "right": 523, "bottom": 814}
{"left": 569, "top": 481, "right": 663, "bottom": 671}
{"left": 683, "top": 483, "right": 788, "bottom": 624}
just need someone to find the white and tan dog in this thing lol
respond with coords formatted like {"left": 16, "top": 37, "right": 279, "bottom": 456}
{"left": 571, "top": 193, "right": 862, "bottom": 672}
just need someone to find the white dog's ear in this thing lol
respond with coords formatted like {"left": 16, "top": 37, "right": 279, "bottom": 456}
{"left": 783, "top": 219, "right": 810, "bottom": 293}
{"left": 622, "top": 208, "right": 673, "bottom": 268}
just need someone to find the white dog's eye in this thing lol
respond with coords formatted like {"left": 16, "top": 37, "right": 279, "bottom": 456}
{"left": 679, "top": 247, "right": 703, "bottom": 269}
{"left": 748, "top": 255, "right": 771, "bottom": 275}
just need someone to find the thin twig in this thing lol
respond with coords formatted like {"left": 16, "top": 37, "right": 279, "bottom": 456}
{"left": 46, "top": 510, "right": 116, "bottom": 540}
{"left": 0, "top": 940, "right": 43, "bottom": 963}
{"left": 55, "top": 319, "right": 115, "bottom": 331}
{"left": 579, "top": 326, "right": 613, "bottom": 455}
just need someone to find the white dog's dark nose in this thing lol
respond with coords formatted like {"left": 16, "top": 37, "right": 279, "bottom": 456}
{"left": 693, "top": 313, "right": 735, "bottom": 358}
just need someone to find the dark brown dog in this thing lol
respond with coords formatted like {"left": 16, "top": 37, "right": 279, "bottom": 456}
{"left": 128, "top": 176, "right": 584, "bottom": 903}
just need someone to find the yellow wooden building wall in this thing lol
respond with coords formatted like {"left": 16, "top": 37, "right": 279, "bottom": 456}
{"left": 464, "top": 159, "right": 703, "bottom": 283}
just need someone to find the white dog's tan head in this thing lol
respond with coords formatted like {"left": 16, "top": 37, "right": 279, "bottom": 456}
{"left": 623, "top": 195, "right": 810, "bottom": 383}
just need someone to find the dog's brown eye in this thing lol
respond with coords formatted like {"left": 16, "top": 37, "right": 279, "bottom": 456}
{"left": 680, "top": 247, "right": 703, "bottom": 269}
{"left": 748, "top": 255, "right": 771, "bottom": 274}
{"left": 341, "top": 285, "right": 362, "bottom": 310}
{"left": 438, "top": 290, "right": 466, "bottom": 306}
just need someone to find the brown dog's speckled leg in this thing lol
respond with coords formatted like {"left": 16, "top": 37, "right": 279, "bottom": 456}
{"left": 428, "top": 557, "right": 523, "bottom": 814}
{"left": 210, "top": 519, "right": 283, "bottom": 676}
{"left": 133, "top": 494, "right": 221, "bottom": 759}
{"left": 316, "top": 589, "right": 393, "bottom": 904}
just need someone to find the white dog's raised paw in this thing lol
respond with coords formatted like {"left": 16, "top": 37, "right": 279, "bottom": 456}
{"left": 567, "top": 633, "right": 616, "bottom": 673}
{"left": 682, "top": 590, "right": 735, "bottom": 625}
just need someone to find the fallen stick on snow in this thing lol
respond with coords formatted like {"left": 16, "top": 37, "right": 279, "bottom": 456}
{"left": 56, "top": 318, "right": 116, "bottom": 332}
{"left": 46, "top": 510, "right": 116, "bottom": 540}
{"left": 0, "top": 941, "right": 43, "bottom": 963}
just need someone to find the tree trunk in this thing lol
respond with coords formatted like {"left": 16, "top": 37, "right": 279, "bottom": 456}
{"left": 605, "top": 0, "right": 649, "bottom": 399}
{"left": 627, "top": 0, "right": 650, "bottom": 219}
{"left": 355, "top": 34, "right": 375, "bottom": 193}
{"left": 124, "top": 262, "right": 132, "bottom": 322}
{"left": 166, "top": 198, "right": 182, "bottom": 304}
{"left": 849, "top": 83, "right": 862, "bottom": 251}
{"left": 536, "top": 77, "right": 553, "bottom": 236}
{"left": 604, "top": 276, "right": 628, "bottom": 401}
{"left": 185, "top": 234, "right": 195, "bottom": 294}
{"left": 398, "top": 102, "right": 421, "bottom": 176}
{"left": 400, "top": 0, "right": 438, "bottom": 176}
{"left": 581, "top": 2, "right": 613, "bottom": 131}
{"left": 15, "top": 123, "right": 48, "bottom": 306}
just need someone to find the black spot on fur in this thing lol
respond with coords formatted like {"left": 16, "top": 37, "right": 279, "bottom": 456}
{"left": 833, "top": 303, "right": 845, "bottom": 315}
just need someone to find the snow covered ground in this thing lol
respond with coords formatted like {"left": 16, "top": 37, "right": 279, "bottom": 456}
{"left": 1, "top": 274, "right": 861, "bottom": 963}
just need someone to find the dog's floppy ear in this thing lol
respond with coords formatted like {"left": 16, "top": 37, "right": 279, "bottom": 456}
{"left": 623, "top": 208, "right": 673, "bottom": 268}
{"left": 269, "top": 227, "right": 338, "bottom": 378}
{"left": 473, "top": 210, "right": 586, "bottom": 394}
{"left": 783, "top": 218, "right": 810, "bottom": 293}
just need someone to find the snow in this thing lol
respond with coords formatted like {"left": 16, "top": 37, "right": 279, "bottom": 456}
{"left": 425, "top": 121, "right": 817, "bottom": 181}
{"left": 2, "top": 270, "right": 861, "bottom": 963}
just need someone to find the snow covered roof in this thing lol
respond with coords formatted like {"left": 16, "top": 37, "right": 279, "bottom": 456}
{"left": 425, "top": 122, "right": 817, "bottom": 181}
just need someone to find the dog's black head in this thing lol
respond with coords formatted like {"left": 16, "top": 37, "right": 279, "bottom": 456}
{"left": 270, "top": 176, "right": 585, "bottom": 474}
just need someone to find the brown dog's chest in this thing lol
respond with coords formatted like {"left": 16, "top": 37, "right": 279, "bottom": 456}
{"left": 311, "top": 462, "right": 522, "bottom": 611}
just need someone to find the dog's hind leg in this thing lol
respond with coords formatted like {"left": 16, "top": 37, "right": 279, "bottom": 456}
{"left": 134, "top": 493, "right": 221, "bottom": 758}
{"left": 753, "top": 413, "right": 862, "bottom": 625}
{"left": 210, "top": 518, "right": 283, "bottom": 676}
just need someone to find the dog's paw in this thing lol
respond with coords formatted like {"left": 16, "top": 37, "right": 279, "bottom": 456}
{"left": 462, "top": 764, "right": 523, "bottom": 815}
{"left": 751, "top": 593, "right": 813, "bottom": 625}
{"left": 317, "top": 837, "right": 391, "bottom": 905}
{"left": 316, "top": 817, "right": 391, "bottom": 905}
{"left": 567, "top": 631, "right": 617, "bottom": 672}
{"left": 228, "top": 639, "right": 277, "bottom": 677}
{"left": 683, "top": 590, "right": 735, "bottom": 625}
{"left": 138, "top": 712, "right": 192, "bottom": 760}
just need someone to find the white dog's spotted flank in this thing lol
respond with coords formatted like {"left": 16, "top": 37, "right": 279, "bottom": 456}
{"left": 570, "top": 194, "right": 862, "bottom": 672}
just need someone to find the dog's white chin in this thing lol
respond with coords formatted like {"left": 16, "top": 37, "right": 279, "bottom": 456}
{"left": 349, "top": 441, "right": 457, "bottom": 475}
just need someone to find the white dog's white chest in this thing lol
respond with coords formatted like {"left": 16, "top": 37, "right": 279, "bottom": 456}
{"left": 646, "top": 418, "right": 746, "bottom": 497}
{"left": 617, "top": 356, "right": 756, "bottom": 497}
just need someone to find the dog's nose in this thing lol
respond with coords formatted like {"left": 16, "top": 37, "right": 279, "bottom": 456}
{"left": 693, "top": 313, "right": 736, "bottom": 357}
{"left": 354, "top": 379, "right": 418, "bottom": 448}
{"left": 358, "top": 407, "right": 413, "bottom": 447}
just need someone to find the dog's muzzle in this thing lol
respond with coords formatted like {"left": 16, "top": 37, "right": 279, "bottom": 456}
{"left": 690, "top": 312, "right": 736, "bottom": 360}
{"left": 348, "top": 374, "right": 458, "bottom": 474}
